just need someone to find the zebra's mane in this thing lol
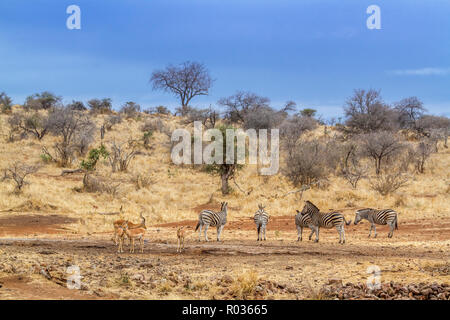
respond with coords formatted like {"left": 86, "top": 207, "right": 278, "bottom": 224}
{"left": 357, "top": 208, "right": 374, "bottom": 214}
{"left": 305, "top": 200, "right": 319, "bottom": 212}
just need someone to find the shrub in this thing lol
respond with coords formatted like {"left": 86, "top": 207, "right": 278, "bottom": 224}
{"left": 24, "top": 92, "right": 62, "bottom": 111}
{"left": 119, "top": 101, "right": 141, "bottom": 119}
{"left": 87, "top": 98, "right": 112, "bottom": 114}
{"left": 108, "top": 140, "right": 139, "bottom": 172}
{"left": 21, "top": 112, "right": 50, "bottom": 140}
{"left": 104, "top": 115, "right": 122, "bottom": 131}
{"left": 360, "top": 131, "right": 404, "bottom": 175}
{"left": 1, "top": 162, "right": 40, "bottom": 193}
{"left": 369, "top": 170, "right": 409, "bottom": 196}
{"left": 80, "top": 145, "right": 109, "bottom": 171}
{"left": 409, "top": 139, "right": 435, "bottom": 173}
{"left": 283, "top": 139, "right": 337, "bottom": 187}
{"left": 46, "top": 107, "right": 96, "bottom": 167}
{"left": 0, "top": 92, "right": 13, "bottom": 113}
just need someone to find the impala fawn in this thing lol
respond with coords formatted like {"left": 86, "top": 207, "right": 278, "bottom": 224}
{"left": 177, "top": 226, "right": 186, "bottom": 253}
{"left": 118, "top": 223, "right": 146, "bottom": 253}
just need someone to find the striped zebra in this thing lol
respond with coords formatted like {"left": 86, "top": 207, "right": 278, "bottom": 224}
{"left": 301, "top": 200, "right": 351, "bottom": 244}
{"left": 254, "top": 204, "right": 269, "bottom": 241}
{"left": 354, "top": 208, "right": 398, "bottom": 238}
{"left": 195, "top": 202, "right": 228, "bottom": 242}
{"left": 295, "top": 209, "right": 314, "bottom": 241}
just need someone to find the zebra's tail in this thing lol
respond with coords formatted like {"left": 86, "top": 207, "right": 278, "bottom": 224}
{"left": 195, "top": 221, "right": 200, "bottom": 232}
{"left": 395, "top": 217, "right": 398, "bottom": 230}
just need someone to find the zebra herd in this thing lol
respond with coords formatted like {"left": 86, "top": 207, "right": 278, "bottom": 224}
{"left": 195, "top": 200, "right": 399, "bottom": 244}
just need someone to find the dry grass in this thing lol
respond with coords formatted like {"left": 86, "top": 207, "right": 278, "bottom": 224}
{"left": 229, "top": 269, "right": 260, "bottom": 299}
{"left": 0, "top": 111, "right": 449, "bottom": 236}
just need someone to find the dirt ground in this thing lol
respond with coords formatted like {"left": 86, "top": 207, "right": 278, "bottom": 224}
{"left": 0, "top": 212, "right": 449, "bottom": 300}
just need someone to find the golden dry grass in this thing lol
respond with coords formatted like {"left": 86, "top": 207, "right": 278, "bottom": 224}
{"left": 0, "top": 110, "right": 448, "bottom": 236}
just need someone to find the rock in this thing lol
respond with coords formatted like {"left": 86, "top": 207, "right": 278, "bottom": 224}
{"left": 131, "top": 273, "right": 145, "bottom": 282}
{"left": 277, "top": 283, "right": 286, "bottom": 290}
{"left": 221, "top": 275, "right": 233, "bottom": 284}
{"left": 421, "top": 288, "right": 432, "bottom": 297}
{"left": 437, "top": 293, "right": 446, "bottom": 300}
{"left": 286, "top": 285, "right": 298, "bottom": 294}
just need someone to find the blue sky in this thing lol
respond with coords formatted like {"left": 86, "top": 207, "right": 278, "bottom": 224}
{"left": 0, "top": 0, "right": 449, "bottom": 118}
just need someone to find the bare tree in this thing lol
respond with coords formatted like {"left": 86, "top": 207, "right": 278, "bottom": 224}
{"left": 338, "top": 141, "right": 368, "bottom": 189}
{"left": 218, "top": 91, "right": 270, "bottom": 124}
{"left": 360, "top": 131, "right": 404, "bottom": 175}
{"left": 344, "top": 89, "right": 398, "bottom": 133}
{"left": 47, "top": 107, "right": 96, "bottom": 166}
{"left": 185, "top": 106, "right": 219, "bottom": 129}
{"left": 2, "top": 162, "right": 40, "bottom": 193}
{"left": 409, "top": 139, "right": 435, "bottom": 173}
{"left": 19, "top": 112, "right": 50, "bottom": 140}
{"left": 395, "top": 96, "right": 426, "bottom": 130}
{"left": 150, "top": 61, "right": 213, "bottom": 115}
{"left": 108, "top": 140, "right": 139, "bottom": 172}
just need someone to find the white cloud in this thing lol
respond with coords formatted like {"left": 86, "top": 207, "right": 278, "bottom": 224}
{"left": 388, "top": 67, "right": 450, "bottom": 76}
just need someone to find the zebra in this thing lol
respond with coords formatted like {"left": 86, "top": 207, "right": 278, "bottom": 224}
{"left": 301, "top": 200, "right": 351, "bottom": 244}
{"left": 354, "top": 208, "right": 398, "bottom": 238}
{"left": 295, "top": 209, "right": 314, "bottom": 241}
{"left": 195, "top": 202, "right": 228, "bottom": 242}
{"left": 254, "top": 204, "right": 269, "bottom": 241}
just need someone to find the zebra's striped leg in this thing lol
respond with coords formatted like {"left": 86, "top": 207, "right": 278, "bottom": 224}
{"left": 337, "top": 226, "right": 342, "bottom": 244}
{"left": 198, "top": 224, "right": 203, "bottom": 242}
{"left": 373, "top": 225, "right": 377, "bottom": 238}
{"left": 314, "top": 226, "right": 319, "bottom": 243}
{"left": 368, "top": 224, "right": 373, "bottom": 238}
{"left": 263, "top": 226, "right": 266, "bottom": 241}
{"left": 217, "top": 225, "right": 224, "bottom": 242}
{"left": 217, "top": 226, "right": 221, "bottom": 241}
{"left": 296, "top": 225, "right": 302, "bottom": 241}
{"left": 340, "top": 226, "right": 346, "bottom": 244}
{"left": 388, "top": 222, "right": 394, "bottom": 238}
{"left": 204, "top": 224, "right": 210, "bottom": 242}
{"left": 308, "top": 227, "right": 314, "bottom": 241}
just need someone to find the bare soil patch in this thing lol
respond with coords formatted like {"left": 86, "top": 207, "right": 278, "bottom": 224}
{"left": 0, "top": 214, "right": 78, "bottom": 236}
